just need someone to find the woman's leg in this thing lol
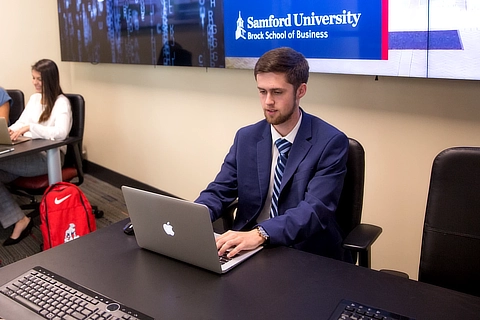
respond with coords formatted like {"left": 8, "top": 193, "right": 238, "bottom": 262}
{"left": 0, "top": 151, "right": 49, "bottom": 179}
{"left": 0, "top": 182, "right": 25, "bottom": 229}
{"left": 0, "top": 152, "right": 51, "bottom": 244}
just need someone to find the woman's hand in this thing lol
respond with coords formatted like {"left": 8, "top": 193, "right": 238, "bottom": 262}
{"left": 9, "top": 125, "right": 29, "bottom": 141}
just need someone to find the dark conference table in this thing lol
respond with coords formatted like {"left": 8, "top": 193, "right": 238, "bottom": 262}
{"left": 1, "top": 219, "right": 480, "bottom": 319}
{"left": 0, "top": 138, "right": 79, "bottom": 184}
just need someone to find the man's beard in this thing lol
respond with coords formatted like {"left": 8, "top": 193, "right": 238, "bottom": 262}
{"left": 264, "top": 99, "right": 297, "bottom": 125}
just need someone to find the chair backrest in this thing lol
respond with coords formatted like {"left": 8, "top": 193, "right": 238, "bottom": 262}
{"left": 64, "top": 93, "right": 85, "bottom": 140}
{"left": 419, "top": 147, "right": 480, "bottom": 297}
{"left": 335, "top": 138, "right": 365, "bottom": 236}
{"left": 6, "top": 89, "right": 25, "bottom": 124}
{"left": 63, "top": 93, "right": 85, "bottom": 182}
{"left": 335, "top": 138, "right": 365, "bottom": 262}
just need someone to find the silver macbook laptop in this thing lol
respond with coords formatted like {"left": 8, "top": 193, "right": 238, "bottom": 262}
{"left": 121, "top": 186, "right": 262, "bottom": 274}
{"left": 0, "top": 117, "right": 31, "bottom": 145}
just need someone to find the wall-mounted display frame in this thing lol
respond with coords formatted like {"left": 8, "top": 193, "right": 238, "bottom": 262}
{"left": 57, "top": 0, "right": 480, "bottom": 80}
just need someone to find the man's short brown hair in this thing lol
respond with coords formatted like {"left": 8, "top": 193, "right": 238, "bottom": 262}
{"left": 254, "top": 47, "right": 309, "bottom": 91}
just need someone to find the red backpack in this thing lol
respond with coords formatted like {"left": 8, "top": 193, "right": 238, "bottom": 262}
{"left": 40, "top": 182, "right": 96, "bottom": 250}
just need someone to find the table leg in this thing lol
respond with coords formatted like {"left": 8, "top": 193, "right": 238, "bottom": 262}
{"left": 47, "top": 147, "right": 62, "bottom": 185}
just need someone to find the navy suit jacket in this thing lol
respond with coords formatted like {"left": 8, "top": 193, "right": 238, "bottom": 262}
{"left": 195, "top": 110, "right": 350, "bottom": 260}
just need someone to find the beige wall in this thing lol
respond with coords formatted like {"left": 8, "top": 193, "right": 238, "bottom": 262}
{"left": 2, "top": 1, "right": 480, "bottom": 279}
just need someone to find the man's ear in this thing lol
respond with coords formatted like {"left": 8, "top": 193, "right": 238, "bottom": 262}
{"left": 297, "top": 83, "right": 307, "bottom": 99}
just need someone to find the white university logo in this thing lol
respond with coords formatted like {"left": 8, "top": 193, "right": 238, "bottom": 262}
{"left": 235, "top": 11, "right": 246, "bottom": 40}
{"left": 234, "top": 9, "right": 361, "bottom": 42}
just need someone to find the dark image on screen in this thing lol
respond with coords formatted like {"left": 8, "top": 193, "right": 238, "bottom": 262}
{"left": 57, "top": 0, "right": 225, "bottom": 68}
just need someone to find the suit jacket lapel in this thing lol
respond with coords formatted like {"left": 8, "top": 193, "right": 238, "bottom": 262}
{"left": 257, "top": 125, "right": 272, "bottom": 203}
{"left": 281, "top": 112, "right": 312, "bottom": 190}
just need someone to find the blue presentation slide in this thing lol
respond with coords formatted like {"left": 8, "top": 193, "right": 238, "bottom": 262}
{"left": 224, "top": 1, "right": 387, "bottom": 60}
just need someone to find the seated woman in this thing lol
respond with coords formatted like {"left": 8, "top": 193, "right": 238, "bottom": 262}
{"left": 0, "top": 87, "right": 11, "bottom": 123}
{"left": 0, "top": 59, "right": 72, "bottom": 246}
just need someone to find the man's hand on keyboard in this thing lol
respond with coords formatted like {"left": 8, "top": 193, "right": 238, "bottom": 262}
{"left": 216, "top": 230, "right": 265, "bottom": 258}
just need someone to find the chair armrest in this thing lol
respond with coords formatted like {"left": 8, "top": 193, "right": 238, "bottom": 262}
{"left": 343, "top": 224, "right": 382, "bottom": 268}
{"left": 343, "top": 224, "right": 382, "bottom": 251}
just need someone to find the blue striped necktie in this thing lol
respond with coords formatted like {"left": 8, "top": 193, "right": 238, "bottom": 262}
{"left": 270, "top": 138, "right": 292, "bottom": 218}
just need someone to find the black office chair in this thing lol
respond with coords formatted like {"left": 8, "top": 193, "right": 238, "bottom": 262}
{"left": 213, "top": 137, "right": 382, "bottom": 268}
{"left": 337, "top": 138, "right": 382, "bottom": 267}
{"left": 384, "top": 147, "right": 480, "bottom": 297}
{"left": 8, "top": 94, "right": 103, "bottom": 218}
{"left": 6, "top": 89, "right": 25, "bottom": 124}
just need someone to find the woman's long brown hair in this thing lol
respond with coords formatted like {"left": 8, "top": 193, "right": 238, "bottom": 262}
{"left": 32, "top": 59, "right": 63, "bottom": 123}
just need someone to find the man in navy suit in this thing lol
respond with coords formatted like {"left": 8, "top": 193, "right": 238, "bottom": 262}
{"left": 195, "top": 47, "right": 350, "bottom": 262}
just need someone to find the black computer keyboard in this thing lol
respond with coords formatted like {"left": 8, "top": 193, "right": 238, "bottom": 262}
{"left": 329, "top": 299, "right": 415, "bottom": 320}
{"left": 0, "top": 266, "right": 154, "bottom": 320}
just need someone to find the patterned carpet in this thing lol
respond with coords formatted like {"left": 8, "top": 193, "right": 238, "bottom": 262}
{"left": 0, "top": 174, "right": 129, "bottom": 267}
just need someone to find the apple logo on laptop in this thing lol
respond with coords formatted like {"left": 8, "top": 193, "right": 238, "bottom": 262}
{"left": 163, "top": 222, "right": 175, "bottom": 236}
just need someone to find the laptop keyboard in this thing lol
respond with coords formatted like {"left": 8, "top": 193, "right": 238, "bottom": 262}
{"left": 219, "top": 253, "right": 232, "bottom": 265}
{"left": 329, "top": 299, "right": 415, "bottom": 320}
{"left": 0, "top": 266, "right": 153, "bottom": 320}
